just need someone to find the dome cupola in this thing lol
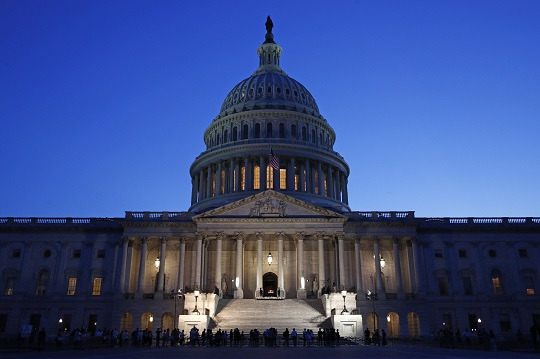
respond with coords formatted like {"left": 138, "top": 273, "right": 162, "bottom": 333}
{"left": 189, "top": 17, "right": 350, "bottom": 213}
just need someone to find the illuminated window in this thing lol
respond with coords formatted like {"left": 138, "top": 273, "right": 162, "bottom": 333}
{"left": 221, "top": 170, "right": 225, "bottom": 194}
{"left": 240, "top": 166, "right": 245, "bottom": 191}
{"left": 233, "top": 169, "right": 237, "bottom": 191}
{"left": 4, "top": 277, "right": 15, "bottom": 296}
{"left": 92, "top": 277, "right": 102, "bottom": 296}
{"left": 437, "top": 277, "right": 448, "bottom": 296}
{"left": 279, "top": 168, "right": 286, "bottom": 189}
{"left": 491, "top": 270, "right": 504, "bottom": 295}
{"left": 324, "top": 173, "right": 328, "bottom": 196}
{"left": 524, "top": 276, "right": 535, "bottom": 295}
{"left": 212, "top": 173, "right": 216, "bottom": 196}
{"left": 295, "top": 173, "right": 299, "bottom": 191}
{"left": 253, "top": 165, "right": 260, "bottom": 190}
{"left": 67, "top": 277, "right": 77, "bottom": 296}
{"left": 266, "top": 165, "right": 274, "bottom": 188}
{"left": 314, "top": 171, "right": 319, "bottom": 194}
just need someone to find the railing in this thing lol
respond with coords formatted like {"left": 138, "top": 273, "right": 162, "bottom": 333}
{"left": 123, "top": 293, "right": 135, "bottom": 300}
{"left": 124, "top": 212, "right": 191, "bottom": 220}
{"left": 420, "top": 217, "right": 539, "bottom": 225}
{"left": 0, "top": 217, "right": 112, "bottom": 224}
{"left": 347, "top": 211, "right": 415, "bottom": 219}
{"left": 143, "top": 293, "right": 155, "bottom": 300}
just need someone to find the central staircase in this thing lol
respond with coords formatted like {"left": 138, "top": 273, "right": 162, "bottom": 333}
{"left": 211, "top": 299, "right": 328, "bottom": 332}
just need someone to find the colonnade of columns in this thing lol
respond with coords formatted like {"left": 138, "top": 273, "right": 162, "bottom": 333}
{"left": 119, "top": 234, "right": 422, "bottom": 299}
{"left": 191, "top": 155, "right": 348, "bottom": 205}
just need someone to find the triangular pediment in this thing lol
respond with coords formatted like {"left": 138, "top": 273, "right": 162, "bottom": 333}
{"left": 193, "top": 190, "right": 346, "bottom": 222}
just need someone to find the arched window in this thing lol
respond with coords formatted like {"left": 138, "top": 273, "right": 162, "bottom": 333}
{"left": 254, "top": 123, "right": 261, "bottom": 138}
{"left": 311, "top": 129, "right": 316, "bottom": 144}
{"left": 242, "top": 124, "right": 249, "bottom": 140}
{"left": 223, "top": 129, "right": 228, "bottom": 143}
{"left": 266, "top": 123, "right": 273, "bottom": 138}
{"left": 279, "top": 123, "right": 285, "bottom": 138}
{"left": 291, "top": 124, "right": 297, "bottom": 139}
{"left": 35, "top": 269, "right": 49, "bottom": 296}
{"left": 232, "top": 126, "right": 238, "bottom": 141}
{"left": 302, "top": 126, "right": 307, "bottom": 141}
{"left": 492, "top": 269, "right": 504, "bottom": 295}
{"left": 407, "top": 312, "right": 421, "bottom": 338}
{"left": 387, "top": 312, "right": 400, "bottom": 338}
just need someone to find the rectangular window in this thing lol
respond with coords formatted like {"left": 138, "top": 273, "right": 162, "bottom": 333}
{"left": 96, "top": 250, "right": 105, "bottom": 259}
{"left": 0, "top": 314, "right": 7, "bottom": 333}
{"left": 279, "top": 168, "right": 287, "bottom": 190}
{"left": 240, "top": 166, "right": 245, "bottom": 191}
{"left": 221, "top": 170, "right": 226, "bottom": 193}
{"left": 492, "top": 277, "right": 504, "bottom": 295}
{"left": 60, "top": 314, "right": 72, "bottom": 332}
{"left": 72, "top": 249, "right": 81, "bottom": 258}
{"left": 434, "top": 249, "right": 444, "bottom": 258}
{"left": 442, "top": 314, "right": 452, "bottom": 330}
{"left": 323, "top": 174, "right": 328, "bottom": 196}
{"left": 266, "top": 165, "right": 273, "bottom": 188}
{"left": 519, "top": 248, "right": 528, "bottom": 258}
{"left": 462, "top": 276, "right": 473, "bottom": 295}
{"left": 314, "top": 171, "right": 319, "bottom": 194}
{"left": 500, "top": 314, "right": 511, "bottom": 332}
{"left": 458, "top": 249, "right": 467, "bottom": 258}
{"left": 524, "top": 276, "right": 535, "bottom": 295}
{"left": 67, "top": 277, "right": 77, "bottom": 296}
{"left": 92, "top": 277, "right": 102, "bottom": 296}
{"left": 11, "top": 249, "right": 21, "bottom": 258}
{"left": 88, "top": 314, "right": 98, "bottom": 331}
{"left": 438, "top": 277, "right": 448, "bottom": 296}
{"left": 4, "top": 277, "right": 15, "bottom": 296}
{"left": 294, "top": 173, "right": 299, "bottom": 191}
{"left": 211, "top": 173, "right": 216, "bottom": 196}
{"left": 253, "top": 165, "right": 260, "bottom": 190}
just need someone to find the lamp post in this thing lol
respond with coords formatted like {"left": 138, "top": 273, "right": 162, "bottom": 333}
{"left": 58, "top": 318, "right": 63, "bottom": 332}
{"left": 173, "top": 289, "right": 183, "bottom": 329}
{"left": 193, "top": 289, "right": 200, "bottom": 315}
{"left": 365, "top": 290, "right": 379, "bottom": 331}
{"left": 341, "top": 290, "right": 348, "bottom": 314}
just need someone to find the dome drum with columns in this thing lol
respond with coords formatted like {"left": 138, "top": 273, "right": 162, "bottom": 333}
{"left": 190, "top": 21, "right": 350, "bottom": 213}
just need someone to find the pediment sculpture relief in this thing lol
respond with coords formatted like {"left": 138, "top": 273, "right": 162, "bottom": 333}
{"left": 249, "top": 197, "right": 286, "bottom": 217}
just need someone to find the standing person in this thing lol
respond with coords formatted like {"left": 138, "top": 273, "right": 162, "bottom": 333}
{"left": 259, "top": 287, "right": 264, "bottom": 297}
{"left": 364, "top": 328, "right": 371, "bottom": 345}
{"left": 291, "top": 328, "right": 297, "bottom": 346}
{"left": 381, "top": 329, "right": 387, "bottom": 346}
{"left": 489, "top": 330, "right": 497, "bottom": 351}
{"left": 283, "top": 328, "right": 290, "bottom": 346}
{"left": 302, "top": 328, "right": 307, "bottom": 346}
{"left": 155, "top": 328, "right": 161, "bottom": 347}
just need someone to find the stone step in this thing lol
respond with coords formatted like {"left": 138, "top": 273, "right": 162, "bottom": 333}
{"left": 212, "top": 299, "right": 328, "bottom": 332}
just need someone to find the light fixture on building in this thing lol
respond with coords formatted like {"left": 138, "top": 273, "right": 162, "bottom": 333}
{"left": 387, "top": 315, "right": 391, "bottom": 323}
{"left": 267, "top": 252, "right": 273, "bottom": 265}
{"left": 149, "top": 315, "right": 153, "bottom": 322}
{"left": 58, "top": 318, "right": 63, "bottom": 324}
{"left": 193, "top": 289, "right": 200, "bottom": 315}
{"left": 373, "top": 254, "right": 386, "bottom": 268}
{"left": 341, "top": 290, "right": 348, "bottom": 314}
{"left": 154, "top": 257, "right": 160, "bottom": 268}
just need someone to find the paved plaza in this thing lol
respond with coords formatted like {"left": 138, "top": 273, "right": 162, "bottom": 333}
{"left": 2, "top": 344, "right": 540, "bottom": 359}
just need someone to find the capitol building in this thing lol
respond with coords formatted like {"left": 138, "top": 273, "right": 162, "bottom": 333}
{"left": 1, "top": 18, "right": 539, "bottom": 340}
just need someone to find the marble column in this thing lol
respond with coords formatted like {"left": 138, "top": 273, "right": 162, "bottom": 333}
{"left": 327, "top": 165, "right": 334, "bottom": 198}
{"left": 337, "top": 233, "right": 346, "bottom": 290}
{"left": 277, "top": 232, "right": 284, "bottom": 296}
{"left": 411, "top": 237, "right": 421, "bottom": 294}
{"left": 317, "top": 233, "right": 326, "bottom": 297}
{"left": 177, "top": 237, "right": 186, "bottom": 291}
{"left": 229, "top": 159, "right": 235, "bottom": 193}
{"left": 354, "top": 237, "right": 363, "bottom": 294}
{"left": 256, "top": 232, "right": 263, "bottom": 295}
{"left": 234, "top": 232, "right": 244, "bottom": 298}
{"left": 288, "top": 158, "right": 295, "bottom": 191}
{"left": 342, "top": 174, "right": 349, "bottom": 204}
{"left": 259, "top": 156, "right": 266, "bottom": 190}
{"left": 374, "top": 237, "right": 384, "bottom": 292}
{"left": 119, "top": 237, "right": 129, "bottom": 292}
{"left": 304, "top": 159, "right": 311, "bottom": 193}
{"left": 136, "top": 237, "right": 147, "bottom": 293}
{"left": 195, "top": 233, "right": 203, "bottom": 289}
{"left": 234, "top": 159, "right": 240, "bottom": 192}
{"left": 273, "top": 166, "right": 280, "bottom": 190}
{"left": 393, "top": 237, "right": 404, "bottom": 298}
{"left": 317, "top": 161, "right": 324, "bottom": 195}
{"left": 206, "top": 164, "right": 213, "bottom": 198}
{"left": 244, "top": 157, "right": 251, "bottom": 191}
{"left": 299, "top": 163, "right": 305, "bottom": 192}
{"left": 198, "top": 170, "right": 205, "bottom": 200}
{"left": 191, "top": 175, "right": 198, "bottom": 205}
{"left": 215, "top": 233, "right": 223, "bottom": 296}
{"left": 156, "top": 237, "right": 166, "bottom": 292}
{"left": 296, "top": 232, "right": 307, "bottom": 299}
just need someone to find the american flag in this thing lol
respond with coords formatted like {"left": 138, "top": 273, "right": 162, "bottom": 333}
{"left": 269, "top": 149, "right": 280, "bottom": 170}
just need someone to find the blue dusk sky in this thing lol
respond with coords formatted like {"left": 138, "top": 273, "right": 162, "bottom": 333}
{"left": 1, "top": 1, "right": 539, "bottom": 218}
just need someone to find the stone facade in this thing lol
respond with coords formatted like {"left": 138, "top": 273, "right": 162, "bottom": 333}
{"left": 1, "top": 19, "right": 539, "bottom": 340}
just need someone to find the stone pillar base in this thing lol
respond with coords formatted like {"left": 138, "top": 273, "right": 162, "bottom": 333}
{"left": 297, "top": 289, "right": 307, "bottom": 299}
{"left": 234, "top": 289, "right": 244, "bottom": 299}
